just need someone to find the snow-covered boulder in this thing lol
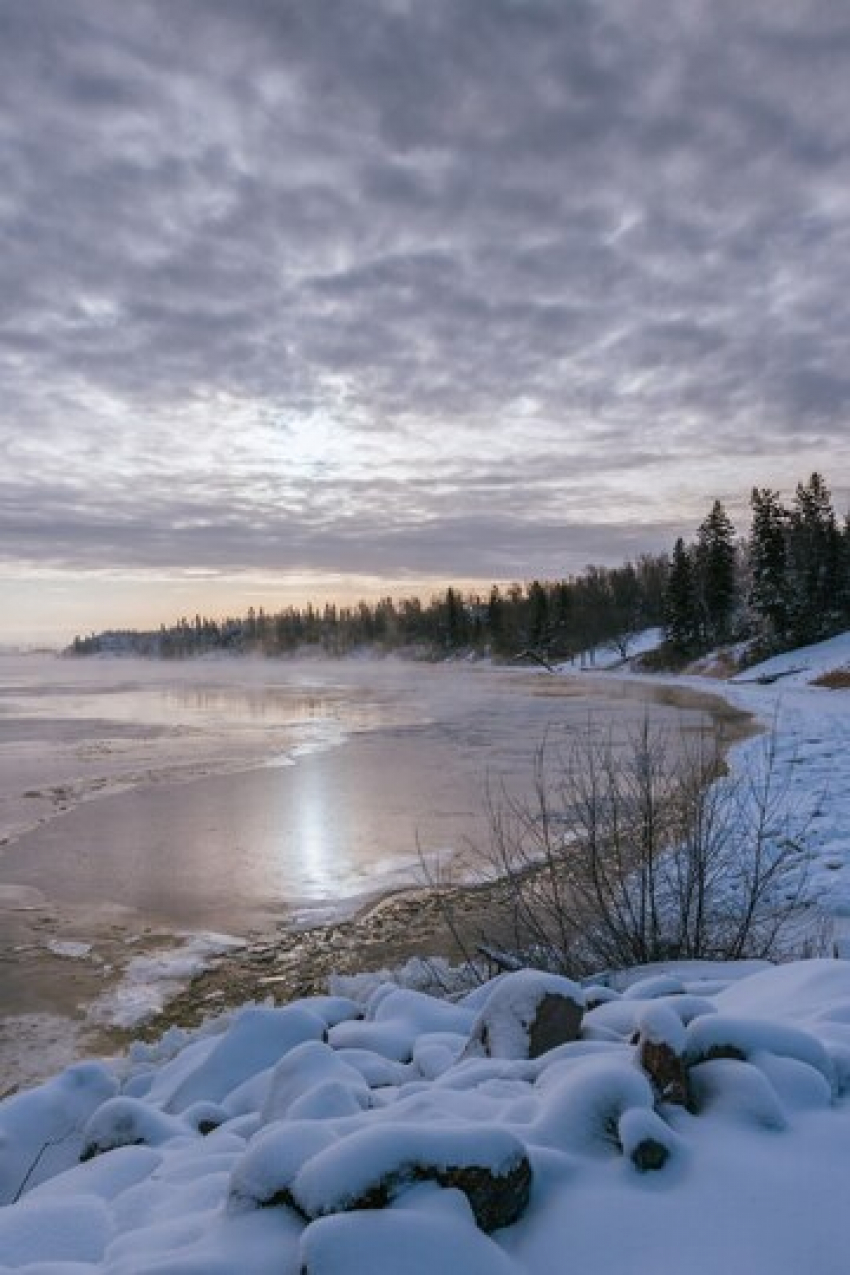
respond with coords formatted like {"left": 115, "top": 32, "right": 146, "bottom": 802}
{"left": 145, "top": 1005, "right": 327, "bottom": 1113}
{"left": 617, "top": 1108, "right": 682, "bottom": 1172}
{"left": 532, "top": 1056, "right": 656, "bottom": 1157}
{"left": 466, "top": 971, "right": 585, "bottom": 1060}
{"left": 290, "top": 1123, "right": 533, "bottom": 1233}
{"left": 0, "top": 1061, "right": 118, "bottom": 1204}
{"left": 636, "top": 1004, "right": 690, "bottom": 1107}
{"left": 683, "top": 1014, "right": 833, "bottom": 1089}
{"left": 80, "top": 1097, "right": 193, "bottom": 1159}
{"left": 181, "top": 1100, "right": 230, "bottom": 1136}
{"left": 260, "top": 1041, "right": 371, "bottom": 1123}
{"left": 688, "top": 1059, "right": 787, "bottom": 1129}
{"left": 227, "top": 1119, "right": 339, "bottom": 1214}
{"left": 327, "top": 987, "right": 476, "bottom": 1064}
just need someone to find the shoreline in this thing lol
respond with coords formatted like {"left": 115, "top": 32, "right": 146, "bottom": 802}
{"left": 0, "top": 662, "right": 758, "bottom": 1090}
{"left": 96, "top": 682, "right": 759, "bottom": 1054}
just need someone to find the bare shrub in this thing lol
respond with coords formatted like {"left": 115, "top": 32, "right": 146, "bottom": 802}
{"left": 426, "top": 718, "right": 814, "bottom": 978}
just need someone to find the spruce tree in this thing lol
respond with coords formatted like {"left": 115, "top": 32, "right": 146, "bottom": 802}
{"left": 443, "top": 587, "right": 467, "bottom": 649}
{"left": 748, "top": 487, "right": 790, "bottom": 651}
{"left": 787, "top": 472, "right": 841, "bottom": 643}
{"left": 665, "top": 538, "right": 699, "bottom": 653}
{"left": 695, "top": 499, "right": 739, "bottom": 644}
{"left": 526, "top": 580, "right": 549, "bottom": 652}
{"left": 842, "top": 513, "right": 850, "bottom": 623}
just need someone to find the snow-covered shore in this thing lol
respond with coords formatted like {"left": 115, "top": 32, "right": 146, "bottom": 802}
{"left": 0, "top": 652, "right": 746, "bottom": 1093}
{"left": 4, "top": 959, "right": 850, "bottom": 1272}
{"left": 558, "top": 629, "right": 850, "bottom": 937}
{"left": 1, "top": 632, "right": 848, "bottom": 1271}
{"left": 657, "top": 632, "right": 850, "bottom": 938}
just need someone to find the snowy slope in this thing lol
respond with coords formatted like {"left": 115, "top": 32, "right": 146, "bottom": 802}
{"left": 730, "top": 630, "right": 850, "bottom": 688}
{"left": 577, "top": 630, "right": 850, "bottom": 939}
{"left": 708, "top": 635, "right": 850, "bottom": 934}
{"left": 3, "top": 961, "right": 850, "bottom": 1273}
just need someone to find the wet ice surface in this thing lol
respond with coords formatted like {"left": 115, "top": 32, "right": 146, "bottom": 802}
{"left": 0, "top": 653, "right": 730, "bottom": 929}
{"left": 0, "top": 652, "right": 740, "bottom": 1091}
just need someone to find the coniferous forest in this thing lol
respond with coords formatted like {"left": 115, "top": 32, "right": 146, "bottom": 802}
{"left": 70, "top": 472, "right": 850, "bottom": 668}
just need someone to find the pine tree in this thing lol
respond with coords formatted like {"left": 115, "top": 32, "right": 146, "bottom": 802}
{"left": 748, "top": 487, "right": 790, "bottom": 651}
{"left": 787, "top": 472, "right": 842, "bottom": 643}
{"left": 526, "top": 581, "right": 549, "bottom": 652}
{"left": 693, "top": 500, "right": 739, "bottom": 645}
{"left": 443, "top": 587, "right": 467, "bottom": 649}
{"left": 486, "top": 586, "right": 505, "bottom": 653}
{"left": 665, "top": 538, "right": 699, "bottom": 653}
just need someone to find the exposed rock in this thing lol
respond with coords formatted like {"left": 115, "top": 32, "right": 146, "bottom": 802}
{"left": 329, "top": 1156, "right": 532, "bottom": 1233}
{"left": 639, "top": 1037, "right": 691, "bottom": 1107}
{"left": 629, "top": 1136, "right": 670, "bottom": 1172}
{"left": 467, "top": 970, "right": 585, "bottom": 1060}
{"left": 617, "top": 1107, "right": 680, "bottom": 1173}
{"left": 528, "top": 993, "right": 584, "bottom": 1057}
{"left": 288, "top": 1124, "right": 533, "bottom": 1233}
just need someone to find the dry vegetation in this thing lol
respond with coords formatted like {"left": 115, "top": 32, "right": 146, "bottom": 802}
{"left": 812, "top": 667, "right": 850, "bottom": 690}
{"left": 425, "top": 719, "right": 814, "bottom": 977}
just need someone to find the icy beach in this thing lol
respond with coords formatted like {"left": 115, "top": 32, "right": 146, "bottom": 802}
{"left": 0, "top": 635, "right": 849, "bottom": 1270}
{"left": 0, "top": 651, "right": 743, "bottom": 1092}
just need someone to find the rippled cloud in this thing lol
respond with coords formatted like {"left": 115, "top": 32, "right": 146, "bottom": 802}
{"left": 1, "top": 0, "right": 849, "bottom": 598}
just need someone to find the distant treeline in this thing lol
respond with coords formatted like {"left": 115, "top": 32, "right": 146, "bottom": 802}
{"left": 70, "top": 471, "right": 850, "bottom": 667}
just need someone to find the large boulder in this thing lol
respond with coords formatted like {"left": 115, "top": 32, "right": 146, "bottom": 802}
{"left": 466, "top": 970, "right": 585, "bottom": 1059}
{"left": 289, "top": 1123, "right": 532, "bottom": 1233}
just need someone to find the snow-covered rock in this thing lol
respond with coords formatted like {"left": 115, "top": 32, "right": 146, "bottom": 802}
{"left": 635, "top": 1004, "right": 690, "bottom": 1106}
{"left": 81, "top": 1098, "right": 193, "bottom": 1159}
{"left": 466, "top": 971, "right": 585, "bottom": 1060}
{"left": 289, "top": 1123, "right": 533, "bottom": 1232}
{"left": 3, "top": 959, "right": 850, "bottom": 1272}
{"left": 0, "top": 1062, "right": 118, "bottom": 1204}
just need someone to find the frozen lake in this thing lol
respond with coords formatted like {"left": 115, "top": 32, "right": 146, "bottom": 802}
{"left": 0, "top": 651, "right": 752, "bottom": 1091}
{"left": 0, "top": 652, "right": 749, "bottom": 930}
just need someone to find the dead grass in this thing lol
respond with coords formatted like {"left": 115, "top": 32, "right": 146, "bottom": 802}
{"left": 812, "top": 667, "right": 850, "bottom": 690}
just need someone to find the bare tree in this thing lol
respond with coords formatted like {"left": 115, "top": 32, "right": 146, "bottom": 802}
{"left": 427, "top": 717, "right": 814, "bottom": 978}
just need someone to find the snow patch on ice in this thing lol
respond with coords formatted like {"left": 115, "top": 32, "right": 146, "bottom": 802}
{"left": 87, "top": 932, "right": 247, "bottom": 1030}
{"left": 45, "top": 940, "right": 94, "bottom": 960}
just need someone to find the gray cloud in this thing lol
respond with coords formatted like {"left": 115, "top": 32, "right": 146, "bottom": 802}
{"left": 1, "top": 0, "right": 850, "bottom": 596}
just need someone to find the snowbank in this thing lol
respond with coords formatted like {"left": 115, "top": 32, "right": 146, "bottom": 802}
{"left": 730, "top": 630, "right": 850, "bottom": 688}
{"left": 711, "top": 633, "right": 850, "bottom": 933}
{"left": 3, "top": 960, "right": 850, "bottom": 1272}
{"left": 575, "top": 628, "right": 850, "bottom": 940}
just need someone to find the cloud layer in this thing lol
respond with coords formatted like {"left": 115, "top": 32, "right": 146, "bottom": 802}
{"left": 2, "top": 0, "right": 849, "bottom": 598}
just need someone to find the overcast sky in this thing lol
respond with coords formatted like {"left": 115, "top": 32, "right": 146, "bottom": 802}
{"left": 2, "top": 0, "right": 849, "bottom": 641}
